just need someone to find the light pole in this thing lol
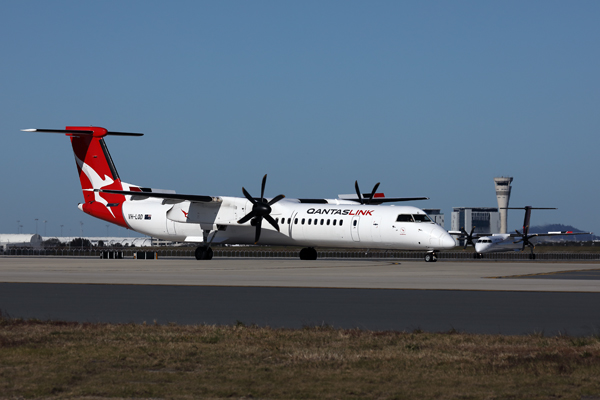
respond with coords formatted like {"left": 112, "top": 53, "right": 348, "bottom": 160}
{"left": 35, "top": 218, "right": 39, "bottom": 235}
{"left": 17, "top": 220, "right": 20, "bottom": 234}
{"left": 44, "top": 220, "right": 47, "bottom": 237}
{"left": 60, "top": 225, "right": 64, "bottom": 237}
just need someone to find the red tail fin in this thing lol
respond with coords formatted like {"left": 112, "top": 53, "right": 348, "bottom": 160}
{"left": 23, "top": 126, "right": 144, "bottom": 228}
{"left": 67, "top": 126, "right": 128, "bottom": 227}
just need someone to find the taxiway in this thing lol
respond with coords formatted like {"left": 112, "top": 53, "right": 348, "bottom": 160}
{"left": 1, "top": 257, "right": 599, "bottom": 335}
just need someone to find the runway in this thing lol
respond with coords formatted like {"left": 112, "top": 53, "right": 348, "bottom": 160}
{"left": 1, "top": 256, "right": 600, "bottom": 335}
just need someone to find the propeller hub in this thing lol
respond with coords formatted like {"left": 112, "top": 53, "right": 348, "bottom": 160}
{"left": 254, "top": 202, "right": 271, "bottom": 216}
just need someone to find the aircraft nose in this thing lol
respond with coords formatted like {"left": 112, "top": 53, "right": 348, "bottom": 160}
{"left": 439, "top": 232, "right": 456, "bottom": 249}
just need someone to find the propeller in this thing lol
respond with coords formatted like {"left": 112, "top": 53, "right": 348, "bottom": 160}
{"left": 354, "top": 181, "right": 380, "bottom": 205}
{"left": 458, "top": 227, "right": 477, "bottom": 250}
{"left": 237, "top": 174, "right": 285, "bottom": 244}
{"left": 513, "top": 229, "right": 535, "bottom": 251}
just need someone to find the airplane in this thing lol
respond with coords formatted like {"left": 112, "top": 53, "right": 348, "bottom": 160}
{"left": 450, "top": 206, "right": 592, "bottom": 259}
{"left": 23, "top": 126, "right": 456, "bottom": 262}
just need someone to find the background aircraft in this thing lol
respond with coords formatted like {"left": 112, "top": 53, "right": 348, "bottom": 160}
{"left": 450, "top": 206, "right": 592, "bottom": 259}
{"left": 24, "top": 126, "right": 456, "bottom": 262}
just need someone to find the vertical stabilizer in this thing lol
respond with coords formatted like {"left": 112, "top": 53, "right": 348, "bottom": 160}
{"left": 521, "top": 206, "right": 532, "bottom": 236}
{"left": 67, "top": 126, "right": 130, "bottom": 227}
{"left": 23, "top": 126, "right": 143, "bottom": 228}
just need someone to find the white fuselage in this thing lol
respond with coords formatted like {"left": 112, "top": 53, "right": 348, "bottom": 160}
{"left": 120, "top": 195, "right": 456, "bottom": 251}
{"left": 474, "top": 234, "right": 536, "bottom": 254}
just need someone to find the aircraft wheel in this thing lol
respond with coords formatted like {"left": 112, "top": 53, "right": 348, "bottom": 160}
{"left": 424, "top": 253, "right": 433, "bottom": 262}
{"left": 299, "top": 248, "right": 307, "bottom": 260}
{"left": 299, "top": 247, "right": 318, "bottom": 260}
{"left": 195, "top": 246, "right": 213, "bottom": 260}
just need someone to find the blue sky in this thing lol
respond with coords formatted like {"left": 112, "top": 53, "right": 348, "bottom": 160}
{"left": 2, "top": 1, "right": 599, "bottom": 237}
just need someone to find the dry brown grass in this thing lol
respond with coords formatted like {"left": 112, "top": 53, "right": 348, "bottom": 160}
{"left": 1, "top": 316, "right": 600, "bottom": 399}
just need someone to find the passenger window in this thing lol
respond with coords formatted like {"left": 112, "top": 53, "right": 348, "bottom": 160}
{"left": 353, "top": 220, "right": 357, "bottom": 226}
{"left": 327, "top": 219, "right": 330, "bottom": 225}
{"left": 308, "top": 219, "right": 312, "bottom": 225}
{"left": 340, "top": 220, "right": 343, "bottom": 226}
{"left": 333, "top": 220, "right": 337, "bottom": 226}
{"left": 287, "top": 218, "right": 291, "bottom": 224}
{"left": 320, "top": 219, "right": 324, "bottom": 225}
{"left": 301, "top": 218, "right": 305, "bottom": 225}
{"left": 294, "top": 218, "right": 298, "bottom": 224}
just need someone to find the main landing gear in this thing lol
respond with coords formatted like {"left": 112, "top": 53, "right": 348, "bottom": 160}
{"left": 424, "top": 251, "right": 438, "bottom": 262}
{"left": 194, "top": 227, "right": 223, "bottom": 260}
{"left": 195, "top": 246, "right": 213, "bottom": 260}
{"left": 299, "top": 247, "right": 318, "bottom": 260}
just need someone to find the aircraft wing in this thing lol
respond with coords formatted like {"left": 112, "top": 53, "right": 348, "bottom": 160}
{"left": 99, "top": 189, "right": 222, "bottom": 203}
{"left": 449, "top": 230, "right": 592, "bottom": 239}
{"left": 520, "top": 231, "right": 593, "bottom": 238}
{"left": 355, "top": 196, "right": 429, "bottom": 204}
{"left": 338, "top": 194, "right": 429, "bottom": 204}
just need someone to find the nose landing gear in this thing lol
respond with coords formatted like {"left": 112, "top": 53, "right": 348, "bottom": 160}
{"left": 424, "top": 251, "right": 437, "bottom": 262}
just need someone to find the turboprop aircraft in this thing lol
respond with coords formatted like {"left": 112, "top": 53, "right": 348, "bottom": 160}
{"left": 450, "top": 206, "right": 591, "bottom": 259}
{"left": 23, "top": 126, "right": 456, "bottom": 262}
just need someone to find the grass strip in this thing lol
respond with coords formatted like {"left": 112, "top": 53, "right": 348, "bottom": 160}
{"left": 1, "top": 316, "right": 600, "bottom": 399}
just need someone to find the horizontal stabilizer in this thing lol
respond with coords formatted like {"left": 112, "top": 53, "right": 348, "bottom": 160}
{"left": 99, "top": 189, "right": 221, "bottom": 203}
{"left": 22, "top": 128, "right": 143, "bottom": 137}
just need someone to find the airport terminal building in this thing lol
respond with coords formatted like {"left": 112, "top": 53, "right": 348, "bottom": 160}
{"left": 451, "top": 207, "right": 500, "bottom": 236}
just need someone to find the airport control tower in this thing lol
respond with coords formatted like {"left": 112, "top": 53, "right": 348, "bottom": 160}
{"left": 494, "top": 177, "right": 513, "bottom": 233}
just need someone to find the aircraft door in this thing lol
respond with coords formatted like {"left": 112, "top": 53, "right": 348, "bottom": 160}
{"left": 351, "top": 216, "right": 360, "bottom": 241}
{"left": 371, "top": 217, "right": 382, "bottom": 242}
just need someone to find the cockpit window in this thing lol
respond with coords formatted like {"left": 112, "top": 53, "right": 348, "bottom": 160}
{"left": 396, "top": 214, "right": 414, "bottom": 222}
{"left": 413, "top": 214, "right": 431, "bottom": 223}
{"left": 396, "top": 214, "right": 432, "bottom": 223}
